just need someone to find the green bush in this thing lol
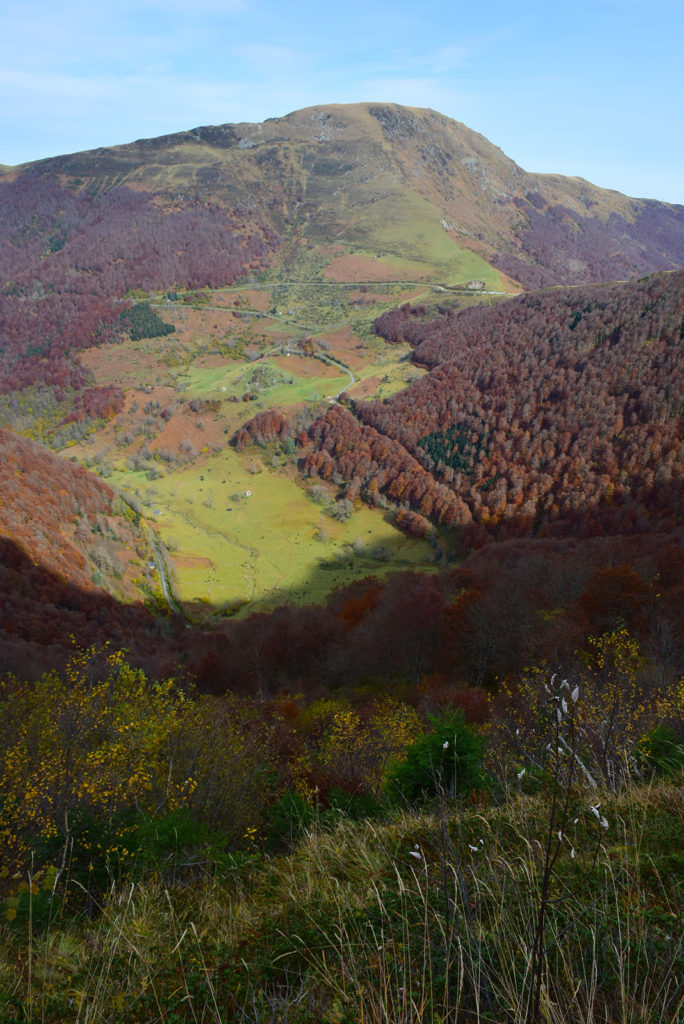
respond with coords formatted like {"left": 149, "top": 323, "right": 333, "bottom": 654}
{"left": 265, "top": 790, "right": 316, "bottom": 849}
{"left": 132, "top": 807, "right": 228, "bottom": 882}
{"left": 326, "top": 787, "right": 382, "bottom": 821}
{"left": 384, "top": 709, "right": 488, "bottom": 805}
{"left": 637, "top": 724, "right": 684, "bottom": 777}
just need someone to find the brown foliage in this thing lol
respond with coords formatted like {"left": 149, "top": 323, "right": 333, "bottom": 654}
{"left": 0, "top": 171, "right": 279, "bottom": 399}
{"left": 302, "top": 272, "right": 684, "bottom": 541}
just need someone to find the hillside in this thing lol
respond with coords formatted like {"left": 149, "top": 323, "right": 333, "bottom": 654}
{"left": 0, "top": 429, "right": 183, "bottom": 678}
{"left": 0, "top": 105, "right": 682, "bottom": 679}
{"left": 11, "top": 102, "right": 684, "bottom": 287}
{"left": 0, "top": 428, "right": 148, "bottom": 596}
{"left": 2, "top": 103, "right": 684, "bottom": 410}
{"left": 295, "top": 270, "right": 684, "bottom": 541}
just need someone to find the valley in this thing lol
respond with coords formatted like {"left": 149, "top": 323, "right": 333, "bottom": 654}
{"left": 66, "top": 258, "right": 497, "bottom": 618}
{"left": 1, "top": 102, "right": 683, "bottom": 662}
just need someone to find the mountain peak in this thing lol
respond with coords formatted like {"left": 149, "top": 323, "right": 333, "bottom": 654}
{"left": 2, "top": 101, "right": 684, "bottom": 293}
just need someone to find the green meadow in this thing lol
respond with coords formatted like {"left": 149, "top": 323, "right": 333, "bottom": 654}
{"left": 182, "top": 358, "right": 347, "bottom": 406}
{"left": 113, "top": 446, "right": 436, "bottom": 617}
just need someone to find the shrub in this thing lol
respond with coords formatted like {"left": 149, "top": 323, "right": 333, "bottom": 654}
{"left": 637, "top": 724, "right": 684, "bottom": 777}
{"left": 265, "top": 790, "right": 316, "bottom": 849}
{"left": 385, "top": 709, "right": 487, "bottom": 805}
{"left": 132, "top": 806, "right": 228, "bottom": 884}
{"left": 0, "top": 653, "right": 278, "bottom": 901}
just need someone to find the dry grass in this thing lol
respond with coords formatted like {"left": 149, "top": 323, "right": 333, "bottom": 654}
{"left": 2, "top": 779, "right": 681, "bottom": 1023}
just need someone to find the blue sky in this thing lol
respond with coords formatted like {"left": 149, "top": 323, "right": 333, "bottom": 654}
{"left": 2, "top": 0, "right": 682, "bottom": 203}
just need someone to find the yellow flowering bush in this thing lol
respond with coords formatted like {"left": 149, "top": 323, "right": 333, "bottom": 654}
{"left": 0, "top": 650, "right": 185, "bottom": 870}
{"left": 488, "top": 628, "right": 683, "bottom": 787}
{"left": 0, "top": 650, "right": 276, "bottom": 893}
{"left": 309, "top": 696, "right": 423, "bottom": 795}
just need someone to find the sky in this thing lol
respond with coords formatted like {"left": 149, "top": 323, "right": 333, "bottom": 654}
{"left": 1, "top": 0, "right": 682, "bottom": 204}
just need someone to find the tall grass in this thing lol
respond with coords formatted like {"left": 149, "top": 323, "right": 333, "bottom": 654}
{"left": 2, "top": 779, "right": 681, "bottom": 1023}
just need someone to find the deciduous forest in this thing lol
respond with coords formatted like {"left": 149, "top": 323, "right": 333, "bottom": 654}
{"left": 0, "top": 171, "right": 277, "bottom": 395}
{"left": 294, "top": 271, "right": 684, "bottom": 540}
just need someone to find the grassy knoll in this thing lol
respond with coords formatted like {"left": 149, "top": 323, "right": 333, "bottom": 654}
{"left": 183, "top": 357, "right": 346, "bottom": 406}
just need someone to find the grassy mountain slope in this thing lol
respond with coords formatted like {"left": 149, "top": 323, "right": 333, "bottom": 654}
{"left": 4, "top": 102, "right": 684, "bottom": 293}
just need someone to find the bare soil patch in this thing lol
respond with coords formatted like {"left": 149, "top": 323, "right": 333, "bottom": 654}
{"left": 270, "top": 354, "right": 340, "bottom": 379}
{"left": 169, "top": 306, "right": 242, "bottom": 335}
{"left": 172, "top": 554, "right": 214, "bottom": 570}
{"left": 80, "top": 343, "right": 166, "bottom": 387}
{"left": 318, "top": 327, "right": 370, "bottom": 372}
{"left": 239, "top": 289, "right": 272, "bottom": 312}
{"left": 322, "top": 254, "right": 424, "bottom": 282}
{"left": 150, "top": 411, "right": 223, "bottom": 456}
{"left": 194, "top": 355, "right": 227, "bottom": 368}
{"left": 347, "top": 375, "right": 383, "bottom": 400}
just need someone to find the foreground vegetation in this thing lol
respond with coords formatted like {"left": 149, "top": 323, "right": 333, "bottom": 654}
{"left": 1, "top": 637, "right": 682, "bottom": 1023}
{"left": 2, "top": 781, "right": 681, "bottom": 1024}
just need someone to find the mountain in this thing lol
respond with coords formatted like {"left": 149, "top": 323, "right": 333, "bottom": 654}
{"left": 2, "top": 103, "right": 684, "bottom": 402}
{"left": 1, "top": 104, "right": 683, "bottom": 685}
{"left": 8, "top": 102, "right": 684, "bottom": 290}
